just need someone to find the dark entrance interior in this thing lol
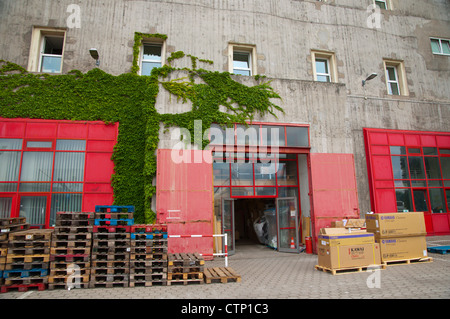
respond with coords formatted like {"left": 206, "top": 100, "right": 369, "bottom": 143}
{"left": 234, "top": 198, "right": 276, "bottom": 249}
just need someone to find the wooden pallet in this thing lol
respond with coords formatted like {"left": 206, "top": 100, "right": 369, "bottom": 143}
{"left": 48, "top": 282, "right": 90, "bottom": 290}
{"left": 382, "top": 256, "right": 433, "bottom": 266}
{"left": 8, "top": 229, "right": 53, "bottom": 241}
{"left": 314, "top": 264, "right": 386, "bottom": 275}
{"left": 203, "top": 267, "right": 241, "bottom": 283}
{"left": 166, "top": 278, "right": 204, "bottom": 286}
{"left": 168, "top": 253, "right": 204, "bottom": 267}
{"left": 1, "top": 282, "right": 46, "bottom": 293}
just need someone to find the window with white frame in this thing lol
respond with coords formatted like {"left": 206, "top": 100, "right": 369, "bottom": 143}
{"left": 140, "top": 43, "right": 163, "bottom": 76}
{"left": 315, "top": 58, "right": 331, "bottom": 82}
{"left": 40, "top": 36, "right": 64, "bottom": 73}
{"left": 385, "top": 65, "right": 400, "bottom": 95}
{"left": 233, "top": 51, "right": 252, "bottom": 76}
{"left": 28, "top": 27, "right": 66, "bottom": 73}
{"left": 430, "top": 38, "right": 450, "bottom": 56}
{"left": 228, "top": 44, "right": 256, "bottom": 76}
{"left": 384, "top": 59, "right": 408, "bottom": 96}
{"left": 311, "top": 50, "right": 337, "bottom": 83}
{"left": 374, "top": 0, "right": 389, "bottom": 10}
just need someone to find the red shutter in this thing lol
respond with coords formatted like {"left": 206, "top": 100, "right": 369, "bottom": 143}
{"left": 310, "top": 153, "right": 360, "bottom": 253}
{"left": 156, "top": 149, "right": 213, "bottom": 257}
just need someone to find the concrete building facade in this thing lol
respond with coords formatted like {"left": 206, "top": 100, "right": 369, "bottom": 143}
{"left": 0, "top": 0, "right": 449, "bottom": 254}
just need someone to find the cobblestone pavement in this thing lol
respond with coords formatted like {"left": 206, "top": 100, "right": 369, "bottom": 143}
{"left": 1, "top": 236, "right": 449, "bottom": 302}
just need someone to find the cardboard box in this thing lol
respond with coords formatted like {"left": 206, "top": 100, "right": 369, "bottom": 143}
{"left": 318, "top": 230, "right": 375, "bottom": 247}
{"left": 318, "top": 243, "right": 381, "bottom": 269}
{"left": 319, "top": 227, "right": 367, "bottom": 235}
{"left": 344, "top": 219, "right": 366, "bottom": 229}
{"left": 331, "top": 220, "right": 345, "bottom": 228}
{"left": 365, "top": 212, "right": 426, "bottom": 238}
{"left": 377, "top": 236, "right": 428, "bottom": 262}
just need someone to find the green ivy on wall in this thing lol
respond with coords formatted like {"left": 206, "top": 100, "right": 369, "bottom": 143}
{"left": 0, "top": 39, "right": 282, "bottom": 224}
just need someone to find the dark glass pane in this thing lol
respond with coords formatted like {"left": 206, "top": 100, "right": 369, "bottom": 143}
{"left": 408, "top": 156, "right": 425, "bottom": 179}
{"left": 391, "top": 156, "right": 409, "bottom": 179}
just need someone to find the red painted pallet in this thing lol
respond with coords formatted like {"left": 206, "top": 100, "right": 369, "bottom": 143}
{"left": 1, "top": 283, "right": 46, "bottom": 293}
{"left": 93, "top": 226, "right": 131, "bottom": 233}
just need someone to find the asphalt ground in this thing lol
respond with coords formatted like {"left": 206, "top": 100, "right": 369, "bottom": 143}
{"left": 0, "top": 235, "right": 448, "bottom": 317}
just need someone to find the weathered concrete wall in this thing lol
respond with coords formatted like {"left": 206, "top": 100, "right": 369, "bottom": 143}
{"left": 156, "top": 70, "right": 450, "bottom": 213}
{"left": 1, "top": 0, "right": 449, "bottom": 99}
{"left": 1, "top": 0, "right": 449, "bottom": 214}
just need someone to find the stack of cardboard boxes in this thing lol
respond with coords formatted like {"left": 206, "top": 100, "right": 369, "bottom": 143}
{"left": 365, "top": 212, "right": 429, "bottom": 264}
{"left": 316, "top": 212, "right": 431, "bottom": 273}
{"left": 316, "top": 227, "right": 382, "bottom": 273}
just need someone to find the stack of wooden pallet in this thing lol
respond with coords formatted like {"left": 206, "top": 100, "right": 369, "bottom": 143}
{"left": 129, "top": 224, "right": 168, "bottom": 287}
{"left": 1, "top": 229, "right": 52, "bottom": 293}
{"left": 49, "top": 212, "right": 93, "bottom": 289}
{"left": 0, "top": 218, "right": 30, "bottom": 287}
{"left": 89, "top": 206, "right": 134, "bottom": 288}
{"left": 167, "top": 253, "right": 205, "bottom": 286}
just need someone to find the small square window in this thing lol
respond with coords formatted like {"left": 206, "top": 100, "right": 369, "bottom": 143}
{"left": 384, "top": 59, "right": 408, "bottom": 96}
{"left": 315, "top": 59, "right": 331, "bottom": 82}
{"left": 233, "top": 52, "right": 252, "bottom": 76}
{"left": 374, "top": 0, "right": 388, "bottom": 10}
{"left": 141, "top": 44, "right": 163, "bottom": 76}
{"left": 430, "top": 38, "right": 450, "bottom": 56}
{"left": 28, "top": 27, "right": 66, "bottom": 73}
{"left": 228, "top": 43, "right": 256, "bottom": 76}
{"left": 311, "top": 50, "right": 337, "bottom": 83}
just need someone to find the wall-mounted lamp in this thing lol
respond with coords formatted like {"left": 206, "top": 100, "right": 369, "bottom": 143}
{"left": 89, "top": 48, "right": 100, "bottom": 67}
{"left": 362, "top": 73, "right": 377, "bottom": 87}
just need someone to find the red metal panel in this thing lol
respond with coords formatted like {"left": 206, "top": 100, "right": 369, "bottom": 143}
{"left": 371, "top": 156, "right": 393, "bottom": 180}
{"left": 86, "top": 140, "right": 117, "bottom": 152}
{"left": 388, "top": 133, "right": 404, "bottom": 145}
{"left": 25, "top": 122, "right": 58, "bottom": 138}
{"left": 88, "top": 123, "right": 118, "bottom": 140}
{"left": 156, "top": 149, "right": 213, "bottom": 257}
{"left": 309, "top": 153, "right": 360, "bottom": 253}
{"left": 431, "top": 214, "right": 450, "bottom": 235}
{"left": 57, "top": 123, "right": 89, "bottom": 139}
{"left": 84, "top": 153, "right": 115, "bottom": 183}
{"left": 420, "top": 135, "right": 436, "bottom": 147}
{"left": 404, "top": 134, "right": 420, "bottom": 146}
{"left": 0, "top": 120, "right": 26, "bottom": 138}
{"left": 369, "top": 132, "right": 388, "bottom": 145}
{"left": 374, "top": 188, "right": 397, "bottom": 213}
{"left": 82, "top": 193, "right": 114, "bottom": 212}
{"left": 436, "top": 135, "right": 450, "bottom": 147}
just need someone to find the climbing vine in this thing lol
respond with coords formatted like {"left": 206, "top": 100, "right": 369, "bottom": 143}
{"left": 0, "top": 38, "right": 282, "bottom": 224}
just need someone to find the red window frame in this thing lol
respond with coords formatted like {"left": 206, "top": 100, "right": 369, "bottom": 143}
{"left": 364, "top": 128, "right": 450, "bottom": 236}
{"left": 211, "top": 123, "right": 310, "bottom": 199}
{"left": 0, "top": 118, "right": 118, "bottom": 228}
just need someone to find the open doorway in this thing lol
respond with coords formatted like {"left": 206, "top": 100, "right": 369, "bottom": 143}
{"left": 234, "top": 198, "right": 277, "bottom": 249}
